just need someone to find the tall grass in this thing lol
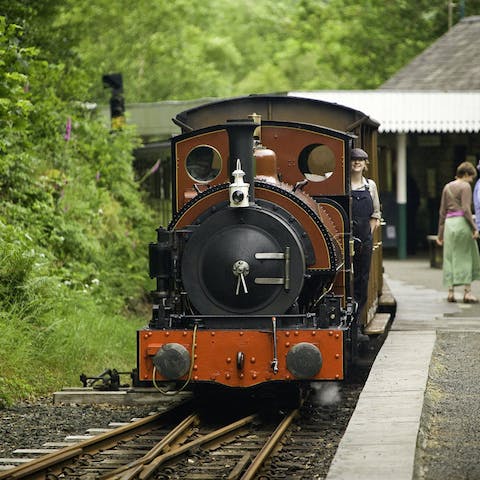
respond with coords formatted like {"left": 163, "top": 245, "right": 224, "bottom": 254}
{"left": 0, "top": 286, "right": 147, "bottom": 406}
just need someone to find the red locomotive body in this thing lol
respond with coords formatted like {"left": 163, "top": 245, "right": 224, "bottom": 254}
{"left": 137, "top": 95, "right": 393, "bottom": 398}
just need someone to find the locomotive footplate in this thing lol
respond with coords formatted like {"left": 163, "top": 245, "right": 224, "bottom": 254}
{"left": 138, "top": 328, "right": 344, "bottom": 388}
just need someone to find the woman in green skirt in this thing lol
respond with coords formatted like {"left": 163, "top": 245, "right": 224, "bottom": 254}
{"left": 437, "top": 162, "right": 480, "bottom": 303}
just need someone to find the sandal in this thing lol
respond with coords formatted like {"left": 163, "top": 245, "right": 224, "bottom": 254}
{"left": 463, "top": 289, "right": 479, "bottom": 304}
{"left": 447, "top": 289, "right": 456, "bottom": 303}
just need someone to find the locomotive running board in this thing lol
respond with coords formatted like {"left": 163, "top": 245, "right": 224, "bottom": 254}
{"left": 363, "top": 313, "right": 391, "bottom": 335}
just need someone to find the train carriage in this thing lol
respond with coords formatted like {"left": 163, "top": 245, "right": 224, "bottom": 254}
{"left": 136, "top": 94, "right": 394, "bottom": 398}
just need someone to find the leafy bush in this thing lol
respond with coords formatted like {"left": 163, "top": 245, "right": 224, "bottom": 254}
{"left": 0, "top": 16, "right": 156, "bottom": 405}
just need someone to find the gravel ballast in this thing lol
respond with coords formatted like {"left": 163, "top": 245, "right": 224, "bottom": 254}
{"left": 0, "top": 400, "right": 155, "bottom": 459}
{"left": 414, "top": 331, "right": 480, "bottom": 480}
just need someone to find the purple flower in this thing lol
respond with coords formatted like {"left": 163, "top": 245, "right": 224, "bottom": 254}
{"left": 64, "top": 117, "right": 72, "bottom": 141}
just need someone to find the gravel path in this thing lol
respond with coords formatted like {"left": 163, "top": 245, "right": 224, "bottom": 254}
{"left": 414, "top": 331, "right": 480, "bottom": 480}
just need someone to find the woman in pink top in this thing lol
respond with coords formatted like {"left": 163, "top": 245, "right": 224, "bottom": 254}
{"left": 437, "top": 162, "right": 480, "bottom": 303}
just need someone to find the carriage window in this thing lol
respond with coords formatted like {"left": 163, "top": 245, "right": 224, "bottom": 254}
{"left": 186, "top": 145, "right": 221, "bottom": 182}
{"left": 298, "top": 144, "right": 336, "bottom": 182}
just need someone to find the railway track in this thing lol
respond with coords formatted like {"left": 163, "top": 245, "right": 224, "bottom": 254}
{"left": 0, "top": 398, "right": 302, "bottom": 480}
{"left": 0, "top": 399, "right": 193, "bottom": 479}
{"left": 0, "top": 361, "right": 372, "bottom": 479}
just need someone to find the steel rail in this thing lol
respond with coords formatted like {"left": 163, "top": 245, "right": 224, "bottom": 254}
{"left": 100, "top": 412, "right": 199, "bottom": 480}
{"left": 138, "top": 414, "right": 258, "bottom": 479}
{"left": 0, "top": 400, "right": 194, "bottom": 480}
{"left": 240, "top": 408, "right": 299, "bottom": 480}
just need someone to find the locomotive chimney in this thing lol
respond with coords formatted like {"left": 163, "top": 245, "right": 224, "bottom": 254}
{"left": 226, "top": 118, "right": 258, "bottom": 204}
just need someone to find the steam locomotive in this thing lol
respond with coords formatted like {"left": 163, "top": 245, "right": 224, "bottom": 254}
{"left": 136, "top": 95, "right": 394, "bottom": 398}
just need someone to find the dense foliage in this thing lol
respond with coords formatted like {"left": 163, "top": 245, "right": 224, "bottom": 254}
{"left": 50, "top": 0, "right": 480, "bottom": 101}
{"left": 0, "top": 10, "right": 156, "bottom": 405}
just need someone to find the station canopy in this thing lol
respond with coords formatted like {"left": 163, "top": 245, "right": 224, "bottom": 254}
{"left": 288, "top": 90, "right": 480, "bottom": 134}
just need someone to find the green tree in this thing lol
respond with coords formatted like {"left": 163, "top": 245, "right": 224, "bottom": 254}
{"left": 281, "top": 0, "right": 449, "bottom": 89}
{"left": 52, "top": 0, "right": 298, "bottom": 101}
{"left": 49, "top": 0, "right": 480, "bottom": 100}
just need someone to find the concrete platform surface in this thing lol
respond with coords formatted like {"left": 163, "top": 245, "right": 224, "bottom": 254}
{"left": 327, "top": 256, "right": 480, "bottom": 480}
{"left": 327, "top": 332, "right": 436, "bottom": 480}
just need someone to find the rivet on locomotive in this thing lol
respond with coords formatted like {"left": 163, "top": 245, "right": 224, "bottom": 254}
{"left": 136, "top": 95, "right": 395, "bottom": 398}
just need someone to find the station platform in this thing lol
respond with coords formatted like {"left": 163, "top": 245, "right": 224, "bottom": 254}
{"left": 327, "top": 255, "right": 480, "bottom": 480}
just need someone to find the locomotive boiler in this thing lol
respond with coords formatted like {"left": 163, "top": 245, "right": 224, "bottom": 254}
{"left": 136, "top": 95, "right": 394, "bottom": 397}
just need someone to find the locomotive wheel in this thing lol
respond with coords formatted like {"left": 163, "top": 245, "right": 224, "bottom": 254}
{"left": 181, "top": 205, "right": 306, "bottom": 315}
